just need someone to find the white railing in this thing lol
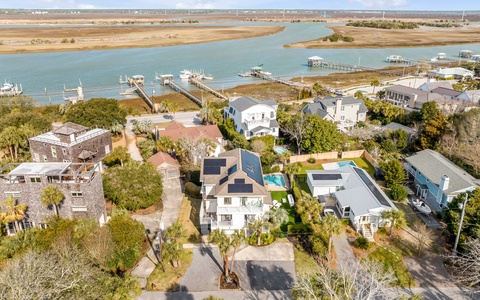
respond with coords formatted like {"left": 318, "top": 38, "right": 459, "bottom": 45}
{"left": 245, "top": 117, "right": 270, "bottom": 126}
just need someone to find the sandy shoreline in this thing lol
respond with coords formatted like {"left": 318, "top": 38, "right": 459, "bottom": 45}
{"left": 285, "top": 24, "right": 480, "bottom": 49}
{"left": 0, "top": 25, "right": 284, "bottom": 54}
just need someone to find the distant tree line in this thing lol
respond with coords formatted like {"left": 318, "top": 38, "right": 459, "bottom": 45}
{"left": 346, "top": 20, "right": 419, "bottom": 29}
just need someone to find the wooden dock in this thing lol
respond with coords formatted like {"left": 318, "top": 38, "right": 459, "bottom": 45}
{"left": 131, "top": 80, "right": 154, "bottom": 110}
{"left": 166, "top": 81, "right": 203, "bottom": 106}
{"left": 252, "top": 71, "right": 305, "bottom": 88}
{"left": 317, "top": 61, "right": 408, "bottom": 76}
{"left": 189, "top": 77, "right": 228, "bottom": 101}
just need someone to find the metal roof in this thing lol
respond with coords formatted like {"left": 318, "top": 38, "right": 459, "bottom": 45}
{"left": 229, "top": 96, "right": 277, "bottom": 112}
{"left": 8, "top": 162, "right": 70, "bottom": 175}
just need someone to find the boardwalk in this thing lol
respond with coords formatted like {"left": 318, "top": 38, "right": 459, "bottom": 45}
{"left": 189, "top": 77, "right": 228, "bottom": 100}
{"left": 131, "top": 80, "right": 154, "bottom": 110}
{"left": 166, "top": 80, "right": 203, "bottom": 106}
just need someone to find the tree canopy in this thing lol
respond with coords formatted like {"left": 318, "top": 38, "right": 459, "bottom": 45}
{"left": 103, "top": 161, "right": 163, "bottom": 211}
{"left": 63, "top": 98, "right": 127, "bottom": 129}
{"left": 301, "top": 115, "right": 344, "bottom": 154}
{"left": 381, "top": 159, "right": 406, "bottom": 187}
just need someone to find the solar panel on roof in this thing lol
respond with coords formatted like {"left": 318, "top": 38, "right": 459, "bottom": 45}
{"left": 234, "top": 178, "right": 245, "bottom": 184}
{"left": 228, "top": 184, "right": 253, "bottom": 193}
{"left": 353, "top": 168, "right": 391, "bottom": 207}
{"left": 203, "top": 166, "right": 221, "bottom": 175}
{"left": 312, "top": 174, "right": 342, "bottom": 180}
{"left": 228, "top": 164, "right": 237, "bottom": 175}
{"left": 240, "top": 150, "right": 264, "bottom": 186}
{"left": 219, "top": 176, "right": 228, "bottom": 185}
{"left": 204, "top": 159, "right": 226, "bottom": 167}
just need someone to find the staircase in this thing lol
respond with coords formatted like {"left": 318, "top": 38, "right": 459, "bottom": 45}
{"left": 361, "top": 224, "right": 375, "bottom": 242}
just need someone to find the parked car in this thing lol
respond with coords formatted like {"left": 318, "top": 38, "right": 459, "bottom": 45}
{"left": 322, "top": 208, "right": 336, "bottom": 218}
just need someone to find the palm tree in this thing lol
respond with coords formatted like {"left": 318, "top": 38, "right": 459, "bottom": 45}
{"left": 296, "top": 196, "right": 322, "bottom": 224}
{"left": 0, "top": 196, "right": 28, "bottom": 233}
{"left": 0, "top": 126, "right": 23, "bottom": 160}
{"left": 162, "top": 221, "right": 187, "bottom": 268}
{"left": 248, "top": 217, "right": 270, "bottom": 246}
{"left": 320, "top": 214, "right": 343, "bottom": 256}
{"left": 269, "top": 207, "right": 289, "bottom": 229}
{"left": 169, "top": 102, "right": 179, "bottom": 119}
{"left": 40, "top": 186, "right": 64, "bottom": 216}
{"left": 371, "top": 79, "right": 380, "bottom": 94}
{"left": 284, "top": 162, "right": 302, "bottom": 186}
{"left": 229, "top": 229, "right": 245, "bottom": 272}
{"left": 165, "top": 221, "right": 186, "bottom": 244}
{"left": 381, "top": 209, "right": 407, "bottom": 236}
{"left": 209, "top": 229, "right": 233, "bottom": 277}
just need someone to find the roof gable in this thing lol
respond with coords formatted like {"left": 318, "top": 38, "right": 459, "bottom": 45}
{"left": 229, "top": 96, "right": 277, "bottom": 112}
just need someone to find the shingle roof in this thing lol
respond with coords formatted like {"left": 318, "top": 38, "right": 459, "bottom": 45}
{"left": 229, "top": 96, "right": 277, "bottom": 112}
{"left": 420, "top": 81, "right": 453, "bottom": 91}
{"left": 384, "top": 122, "right": 414, "bottom": 135}
{"left": 431, "top": 87, "right": 462, "bottom": 98}
{"left": 159, "top": 123, "right": 222, "bottom": 144}
{"left": 146, "top": 151, "right": 180, "bottom": 167}
{"left": 405, "top": 149, "right": 479, "bottom": 195}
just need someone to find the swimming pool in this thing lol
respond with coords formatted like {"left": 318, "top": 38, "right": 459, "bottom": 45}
{"left": 337, "top": 160, "right": 357, "bottom": 168}
{"left": 264, "top": 174, "right": 286, "bottom": 187}
{"left": 273, "top": 146, "right": 289, "bottom": 155}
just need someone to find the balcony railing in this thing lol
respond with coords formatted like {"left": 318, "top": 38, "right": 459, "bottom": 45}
{"left": 244, "top": 117, "right": 270, "bottom": 126}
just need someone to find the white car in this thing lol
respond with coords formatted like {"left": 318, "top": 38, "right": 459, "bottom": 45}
{"left": 323, "top": 208, "right": 336, "bottom": 218}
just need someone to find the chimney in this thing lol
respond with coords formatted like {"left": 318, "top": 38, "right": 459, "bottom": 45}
{"left": 335, "top": 97, "right": 343, "bottom": 114}
{"left": 69, "top": 133, "right": 76, "bottom": 143}
{"left": 440, "top": 175, "right": 449, "bottom": 191}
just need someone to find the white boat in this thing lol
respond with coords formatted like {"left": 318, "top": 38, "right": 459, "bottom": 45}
{"left": 201, "top": 74, "right": 214, "bottom": 80}
{"left": 412, "top": 199, "right": 432, "bottom": 215}
{"left": 179, "top": 69, "right": 192, "bottom": 79}
{"left": 0, "top": 81, "right": 23, "bottom": 96}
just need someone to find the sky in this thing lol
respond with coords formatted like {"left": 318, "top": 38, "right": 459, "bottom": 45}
{"left": 0, "top": 0, "right": 476, "bottom": 11}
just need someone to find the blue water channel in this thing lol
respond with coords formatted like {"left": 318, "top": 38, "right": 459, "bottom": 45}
{"left": 1, "top": 21, "right": 479, "bottom": 105}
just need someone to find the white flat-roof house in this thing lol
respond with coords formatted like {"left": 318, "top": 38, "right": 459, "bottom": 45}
{"left": 306, "top": 165, "right": 396, "bottom": 240}
{"left": 427, "top": 67, "right": 474, "bottom": 80}
{"left": 404, "top": 149, "right": 479, "bottom": 210}
{"left": 224, "top": 96, "right": 279, "bottom": 140}
{"left": 199, "top": 149, "right": 272, "bottom": 235}
{"left": 302, "top": 96, "right": 367, "bottom": 130}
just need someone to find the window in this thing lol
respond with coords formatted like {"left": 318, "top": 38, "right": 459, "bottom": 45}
{"left": 62, "top": 148, "right": 67, "bottom": 155}
{"left": 224, "top": 197, "right": 232, "bottom": 205}
{"left": 33, "top": 153, "right": 40, "bottom": 162}
{"left": 30, "top": 177, "right": 41, "bottom": 183}
{"left": 241, "top": 197, "right": 247, "bottom": 206}
{"left": 340, "top": 105, "right": 345, "bottom": 111}
{"left": 340, "top": 116, "right": 345, "bottom": 121}
{"left": 221, "top": 215, "right": 232, "bottom": 221}
{"left": 72, "top": 206, "right": 87, "bottom": 212}
{"left": 270, "top": 111, "right": 274, "bottom": 118}
{"left": 5, "top": 192, "right": 20, "bottom": 198}
{"left": 43, "top": 155, "right": 48, "bottom": 162}
{"left": 71, "top": 192, "right": 83, "bottom": 197}
{"left": 51, "top": 146, "right": 57, "bottom": 158}
{"left": 63, "top": 160, "right": 70, "bottom": 163}
{"left": 105, "top": 145, "right": 110, "bottom": 155}
{"left": 78, "top": 145, "right": 82, "bottom": 149}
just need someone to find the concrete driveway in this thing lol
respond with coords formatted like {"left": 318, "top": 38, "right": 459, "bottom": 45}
{"left": 178, "top": 242, "right": 296, "bottom": 293}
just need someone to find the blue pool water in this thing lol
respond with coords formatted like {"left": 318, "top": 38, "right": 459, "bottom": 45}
{"left": 264, "top": 174, "right": 286, "bottom": 187}
{"left": 337, "top": 160, "right": 357, "bottom": 168}
{"left": 273, "top": 146, "right": 288, "bottom": 155}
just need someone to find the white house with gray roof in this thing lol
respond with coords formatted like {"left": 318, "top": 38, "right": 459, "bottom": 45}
{"left": 418, "top": 80, "right": 454, "bottom": 93}
{"left": 224, "top": 96, "right": 279, "bottom": 140}
{"left": 404, "top": 149, "right": 479, "bottom": 210}
{"left": 306, "top": 165, "right": 396, "bottom": 240}
{"left": 199, "top": 148, "right": 272, "bottom": 234}
{"left": 302, "top": 96, "right": 367, "bottom": 130}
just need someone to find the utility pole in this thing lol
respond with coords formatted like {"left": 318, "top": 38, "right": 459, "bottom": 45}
{"left": 453, "top": 193, "right": 469, "bottom": 256}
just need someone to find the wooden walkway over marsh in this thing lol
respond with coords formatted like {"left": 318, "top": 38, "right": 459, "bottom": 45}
{"left": 189, "top": 77, "right": 228, "bottom": 101}
{"left": 131, "top": 80, "right": 154, "bottom": 110}
{"left": 166, "top": 80, "right": 203, "bottom": 107}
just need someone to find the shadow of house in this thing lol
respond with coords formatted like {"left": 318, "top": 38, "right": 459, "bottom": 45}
{"left": 245, "top": 261, "right": 294, "bottom": 290}
{"left": 165, "top": 286, "right": 195, "bottom": 300}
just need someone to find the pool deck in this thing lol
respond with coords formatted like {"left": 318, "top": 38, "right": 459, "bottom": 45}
{"left": 322, "top": 160, "right": 356, "bottom": 170}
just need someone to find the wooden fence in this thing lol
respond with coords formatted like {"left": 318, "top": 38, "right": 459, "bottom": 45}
{"left": 289, "top": 151, "right": 338, "bottom": 163}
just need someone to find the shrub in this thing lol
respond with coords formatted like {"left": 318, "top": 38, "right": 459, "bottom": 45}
{"left": 247, "top": 232, "right": 275, "bottom": 246}
{"left": 271, "top": 165, "right": 281, "bottom": 173}
{"left": 287, "top": 224, "right": 310, "bottom": 236}
{"left": 292, "top": 186, "right": 303, "bottom": 202}
{"left": 353, "top": 236, "right": 373, "bottom": 250}
{"left": 390, "top": 184, "right": 408, "bottom": 201}
{"left": 189, "top": 170, "right": 201, "bottom": 186}
{"left": 185, "top": 182, "right": 201, "bottom": 198}
{"left": 307, "top": 157, "right": 316, "bottom": 164}
{"left": 377, "top": 227, "right": 387, "bottom": 235}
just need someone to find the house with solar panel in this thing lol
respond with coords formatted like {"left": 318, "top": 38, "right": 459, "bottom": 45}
{"left": 302, "top": 96, "right": 367, "bottom": 131}
{"left": 223, "top": 96, "right": 279, "bottom": 140}
{"left": 306, "top": 165, "right": 396, "bottom": 240}
{"left": 199, "top": 148, "right": 272, "bottom": 235}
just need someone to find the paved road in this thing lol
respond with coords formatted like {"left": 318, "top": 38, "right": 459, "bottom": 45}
{"left": 127, "top": 111, "right": 200, "bottom": 127}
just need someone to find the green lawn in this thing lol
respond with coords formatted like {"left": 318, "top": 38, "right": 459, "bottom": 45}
{"left": 271, "top": 191, "right": 297, "bottom": 224}
{"left": 350, "top": 157, "right": 375, "bottom": 176}
{"left": 299, "top": 163, "right": 324, "bottom": 174}
{"left": 294, "top": 247, "right": 318, "bottom": 276}
{"left": 367, "top": 246, "right": 415, "bottom": 288}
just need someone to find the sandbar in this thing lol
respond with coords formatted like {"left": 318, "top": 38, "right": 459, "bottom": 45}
{"left": 285, "top": 25, "right": 480, "bottom": 48}
{"left": 0, "top": 25, "right": 284, "bottom": 54}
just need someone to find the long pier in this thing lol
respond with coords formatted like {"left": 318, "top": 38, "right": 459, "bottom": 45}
{"left": 166, "top": 81, "right": 203, "bottom": 106}
{"left": 317, "top": 61, "right": 408, "bottom": 76}
{"left": 189, "top": 77, "right": 228, "bottom": 101}
{"left": 131, "top": 80, "right": 154, "bottom": 110}
{"left": 252, "top": 71, "right": 305, "bottom": 88}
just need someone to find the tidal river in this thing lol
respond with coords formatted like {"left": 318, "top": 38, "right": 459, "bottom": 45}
{"left": 0, "top": 21, "right": 478, "bottom": 105}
